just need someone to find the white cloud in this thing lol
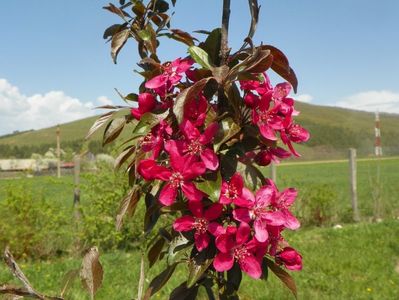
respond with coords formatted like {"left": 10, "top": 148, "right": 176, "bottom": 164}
{"left": 0, "top": 78, "right": 113, "bottom": 135}
{"left": 336, "top": 90, "right": 399, "bottom": 113}
{"left": 296, "top": 94, "right": 313, "bottom": 103}
{"left": 96, "top": 96, "right": 113, "bottom": 106}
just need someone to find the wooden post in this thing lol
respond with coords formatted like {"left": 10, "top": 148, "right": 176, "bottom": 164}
{"left": 56, "top": 126, "right": 61, "bottom": 178}
{"left": 349, "top": 148, "right": 360, "bottom": 222}
{"left": 270, "top": 162, "right": 277, "bottom": 183}
{"left": 73, "top": 155, "right": 81, "bottom": 206}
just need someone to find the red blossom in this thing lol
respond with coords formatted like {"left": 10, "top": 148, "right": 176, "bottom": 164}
{"left": 280, "top": 116, "right": 310, "bottom": 156}
{"left": 137, "top": 149, "right": 206, "bottom": 205}
{"left": 219, "top": 173, "right": 253, "bottom": 205}
{"left": 167, "top": 120, "right": 219, "bottom": 170}
{"left": 140, "top": 120, "right": 172, "bottom": 159}
{"left": 173, "top": 201, "right": 223, "bottom": 251}
{"left": 213, "top": 223, "right": 264, "bottom": 279}
{"left": 145, "top": 58, "right": 193, "bottom": 94}
{"left": 130, "top": 92, "right": 157, "bottom": 120}
{"left": 276, "top": 247, "right": 302, "bottom": 271}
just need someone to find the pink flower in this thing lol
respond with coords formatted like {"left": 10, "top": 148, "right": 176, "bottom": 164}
{"left": 252, "top": 94, "right": 284, "bottom": 141}
{"left": 276, "top": 247, "right": 302, "bottom": 271}
{"left": 240, "top": 73, "right": 273, "bottom": 95}
{"left": 140, "top": 120, "right": 172, "bottom": 159}
{"left": 167, "top": 120, "right": 219, "bottom": 171}
{"left": 137, "top": 149, "right": 205, "bottom": 205}
{"left": 173, "top": 201, "right": 223, "bottom": 251}
{"left": 130, "top": 93, "right": 157, "bottom": 120}
{"left": 254, "top": 146, "right": 291, "bottom": 166}
{"left": 268, "top": 180, "right": 300, "bottom": 230}
{"left": 183, "top": 93, "right": 208, "bottom": 126}
{"left": 232, "top": 186, "right": 287, "bottom": 243}
{"left": 145, "top": 58, "right": 193, "bottom": 92}
{"left": 280, "top": 117, "right": 310, "bottom": 156}
{"left": 219, "top": 173, "right": 253, "bottom": 205}
{"left": 213, "top": 222, "right": 263, "bottom": 279}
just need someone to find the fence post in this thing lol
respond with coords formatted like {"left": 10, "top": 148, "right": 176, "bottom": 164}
{"left": 73, "top": 155, "right": 81, "bottom": 206}
{"left": 56, "top": 126, "right": 61, "bottom": 178}
{"left": 349, "top": 148, "right": 360, "bottom": 222}
{"left": 270, "top": 162, "right": 277, "bottom": 183}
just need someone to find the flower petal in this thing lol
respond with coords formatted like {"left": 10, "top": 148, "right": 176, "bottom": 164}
{"left": 216, "top": 233, "right": 235, "bottom": 253}
{"left": 232, "top": 208, "right": 251, "bottom": 223}
{"left": 213, "top": 252, "right": 234, "bottom": 272}
{"left": 200, "top": 148, "right": 219, "bottom": 170}
{"left": 159, "top": 183, "right": 178, "bottom": 206}
{"left": 145, "top": 74, "right": 168, "bottom": 89}
{"left": 195, "top": 232, "right": 210, "bottom": 251}
{"left": 283, "top": 209, "right": 300, "bottom": 230}
{"left": 236, "top": 222, "right": 250, "bottom": 245}
{"left": 239, "top": 254, "right": 262, "bottom": 279}
{"left": 254, "top": 218, "right": 268, "bottom": 242}
{"left": 199, "top": 122, "right": 219, "bottom": 145}
{"left": 137, "top": 159, "right": 171, "bottom": 181}
{"left": 204, "top": 203, "right": 223, "bottom": 221}
{"left": 173, "top": 215, "right": 195, "bottom": 232}
{"left": 255, "top": 185, "right": 275, "bottom": 208}
{"left": 181, "top": 182, "right": 204, "bottom": 202}
{"left": 138, "top": 92, "right": 156, "bottom": 113}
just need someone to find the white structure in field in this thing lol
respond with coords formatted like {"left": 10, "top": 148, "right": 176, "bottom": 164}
{"left": 374, "top": 111, "right": 382, "bottom": 156}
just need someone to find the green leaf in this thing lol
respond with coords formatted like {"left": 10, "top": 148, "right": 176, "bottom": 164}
{"left": 261, "top": 258, "right": 269, "bottom": 281}
{"left": 85, "top": 111, "right": 114, "bottom": 140}
{"left": 188, "top": 46, "right": 214, "bottom": 70}
{"left": 261, "top": 45, "right": 298, "bottom": 93}
{"left": 247, "top": 0, "right": 260, "bottom": 39}
{"left": 115, "top": 186, "right": 140, "bottom": 230}
{"left": 144, "top": 263, "right": 178, "bottom": 299}
{"left": 167, "top": 234, "right": 192, "bottom": 265}
{"left": 170, "top": 281, "right": 199, "bottom": 300}
{"left": 148, "top": 237, "right": 165, "bottom": 268}
{"left": 202, "top": 28, "right": 221, "bottom": 66}
{"left": 187, "top": 258, "right": 213, "bottom": 288}
{"left": 214, "top": 118, "right": 241, "bottom": 152}
{"left": 138, "top": 29, "right": 151, "bottom": 41}
{"left": 196, "top": 171, "right": 222, "bottom": 202}
{"left": 173, "top": 77, "right": 214, "bottom": 123}
{"left": 227, "top": 263, "right": 242, "bottom": 292}
{"left": 103, "top": 117, "right": 126, "bottom": 146}
{"left": 111, "top": 28, "right": 130, "bottom": 64}
{"left": 265, "top": 257, "right": 297, "bottom": 299}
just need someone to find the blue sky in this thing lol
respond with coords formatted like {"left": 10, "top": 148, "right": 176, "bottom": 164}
{"left": 1, "top": 0, "right": 398, "bottom": 135}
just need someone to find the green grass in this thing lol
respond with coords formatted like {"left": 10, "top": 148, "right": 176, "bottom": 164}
{"left": 276, "top": 157, "right": 399, "bottom": 222}
{"left": 0, "top": 175, "right": 74, "bottom": 208}
{"left": 1, "top": 220, "right": 398, "bottom": 299}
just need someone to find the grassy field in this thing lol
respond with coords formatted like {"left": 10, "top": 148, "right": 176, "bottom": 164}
{"left": 1, "top": 158, "right": 399, "bottom": 299}
{"left": 0, "top": 220, "right": 398, "bottom": 299}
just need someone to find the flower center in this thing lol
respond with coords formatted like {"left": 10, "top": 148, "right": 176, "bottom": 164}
{"left": 187, "top": 140, "right": 203, "bottom": 155}
{"left": 170, "top": 172, "right": 184, "bottom": 188}
{"left": 258, "top": 110, "right": 274, "bottom": 124}
{"left": 233, "top": 245, "right": 250, "bottom": 262}
{"left": 288, "top": 124, "right": 300, "bottom": 137}
{"left": 194, "top": 217, "right": 208, "bottom": 234}
{"left": 224, "top": 184, "right": 239, "bottom": 200}
{"left": 141, "top": 133, "right": 153, "bottom": 146}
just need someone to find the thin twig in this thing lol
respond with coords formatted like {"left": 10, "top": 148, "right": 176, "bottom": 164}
{"left": 220, "top": 0, "right": 231, "bottom": 65}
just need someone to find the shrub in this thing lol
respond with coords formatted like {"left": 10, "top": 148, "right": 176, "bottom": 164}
{"left": 294, "top": 184, "right": 337, "bottom": 227}
{"left": 0, "top": 185, "right": 73, "bottom": 259}
{"left": 79, "top": 162, "right": 144, "bottom": 251}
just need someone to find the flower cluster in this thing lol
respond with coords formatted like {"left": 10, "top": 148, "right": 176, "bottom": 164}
{"left": 135, "top": 57, "right": 304, "bottom": 279}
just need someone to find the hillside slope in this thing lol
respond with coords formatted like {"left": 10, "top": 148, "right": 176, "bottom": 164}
{"left": 0, "top": 103, "right": 398, "bottom": 159}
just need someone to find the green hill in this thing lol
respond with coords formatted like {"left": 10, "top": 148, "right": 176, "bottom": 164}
{"left": 0, "top": 103, "right": 398, "bottom": 159}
